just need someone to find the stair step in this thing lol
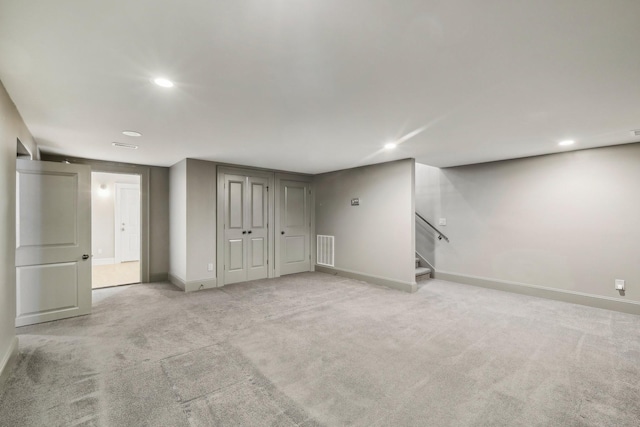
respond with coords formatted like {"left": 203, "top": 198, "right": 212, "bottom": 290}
{"left": 415, "top": 267, "right": 431, "bottom": 277}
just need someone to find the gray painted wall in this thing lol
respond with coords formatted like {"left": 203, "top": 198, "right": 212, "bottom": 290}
{"left": 169, "top": 160, "right": 187, "bottom": 282}
{"left": 416, "top": 143, "right": 640, "bottom": 303}
{"left": 91, "top": 172, "right": 140, "bottom": 260}
{"left": 149, "top": 167, "right": 170, "bottom": 281}
{"left": 315, "top": 159, "right": 416, "bottom": 285}
{"left": 0, "top": 80, "right": 38, "bottom": 382}
{"left": 186, "top": 159, "right": 217, "bottom": 282}
{"left": 415, "top": 164, "right": 441, "bottom": 267}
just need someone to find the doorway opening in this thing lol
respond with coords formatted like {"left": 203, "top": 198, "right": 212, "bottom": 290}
{"left": 91, "top": 171, "right": 141, "bottom": 288}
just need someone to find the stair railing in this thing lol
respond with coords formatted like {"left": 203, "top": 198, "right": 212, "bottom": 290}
{"left": 415, "top": 212, "right": 450, "bottom": 243}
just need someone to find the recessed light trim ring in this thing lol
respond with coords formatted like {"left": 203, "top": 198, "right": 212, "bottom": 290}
{"left": 122, "top": 130, "right": 142, "bottom": 137}
{"left": 153, "top": 77, "right": 174, "bottom": 88}
{"left": 558, "top": 140, "right": 575, "bottom": 146}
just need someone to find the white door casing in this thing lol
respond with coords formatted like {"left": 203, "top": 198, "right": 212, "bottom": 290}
{"left": 279, "top": 180, "right": 311, "bottom": 275}
{"left": 16, "top": 159, "right": 92, "bottom": 326}
{"left": 115, "top": 183, "right": 141, "bottom": 263}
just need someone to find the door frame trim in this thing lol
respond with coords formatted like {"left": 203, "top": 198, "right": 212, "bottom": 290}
{"left": 216, "top": 166, "right": 275, "bottom": 287}
{"left": 274, "top": 173, "right": 315, "bottom": 278}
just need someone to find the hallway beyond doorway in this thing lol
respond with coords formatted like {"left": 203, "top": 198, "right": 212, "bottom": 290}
{"left": 92, "top": 261, "right": 140, "bottom": 289}
{"left": 91, "top": 171, "right": 141, "bottom": 289}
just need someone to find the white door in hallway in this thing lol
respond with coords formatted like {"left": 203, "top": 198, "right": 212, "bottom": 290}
{"left": 223, "top": 174, "right": 269, "bottom": 285}
{"left": 279, "top": 180, "right": 311, "bottom": 275}
{"left": 15, "top": 159, "right": 92, "bottom": 327}
{"left": 115, "top": 183, "right": 140, "bottom": 262}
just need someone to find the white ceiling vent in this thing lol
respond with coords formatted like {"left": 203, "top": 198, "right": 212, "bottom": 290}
{"left": 317, "top": 235, "right": 335, "bottom": 267}
{"left": 112, "top": 142, "right": 138, "bottom": 150}
{"left": 632, "top": 130, "right": 640, "bottom": 137}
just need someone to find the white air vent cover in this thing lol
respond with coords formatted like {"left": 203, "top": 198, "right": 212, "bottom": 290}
{"left": 633, "top": 129, "right": 640, "bottom": 137}
{"left": 317, "top": 235, "right": 335, "bottom": 267}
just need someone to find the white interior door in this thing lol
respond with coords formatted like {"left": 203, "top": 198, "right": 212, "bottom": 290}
{"left": 223, "top": 174, "right": 270, "bottom": 285}
{"left": 247, "top": 176, "right": 269, "bottom": 281}
{"left": 115, "top": 183, "right": 140, "bottom": 263}
{"left": 223, "top": 174, "right": 247, "bottom": 285}
{"left": 279, "top": 180, "right": 311, "bottom": 275}
{"left": 16, "top": 159, "right": 92, "bottom": 327}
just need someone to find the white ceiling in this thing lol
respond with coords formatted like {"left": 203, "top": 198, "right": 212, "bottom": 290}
{"left": 1, "top": 1, "right": 639, "bottom": 174}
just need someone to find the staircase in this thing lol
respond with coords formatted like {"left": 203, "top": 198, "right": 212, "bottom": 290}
{"left": 415, "top": 212, "right": 448, "bottom": 282}
{"left": 415, "top": 256, "right": 431, "bottom": 280}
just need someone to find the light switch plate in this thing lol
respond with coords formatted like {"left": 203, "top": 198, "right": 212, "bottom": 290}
{"left": 439, "top": 218, "right": 447, "bottom": 226}
{"left": 615, "top": 279, "right": 625, "bottom": 291}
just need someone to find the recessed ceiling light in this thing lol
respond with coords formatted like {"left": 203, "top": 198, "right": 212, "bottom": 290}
{"left": 112, "top": 142, "right": 138, "bottom": 150}
{"left": 122, "top": 130, "right": 142, "bottom": 137}
{"left": 384, "top": 142, "right": 397, "bottom": 150}
{"left": 153, "top": 77, "right": 174, "bottom": 88}
{"left": 558, "top": 140, "right": 575, "bottom": 146}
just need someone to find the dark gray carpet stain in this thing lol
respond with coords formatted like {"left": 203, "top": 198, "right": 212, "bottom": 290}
{"left": 1, "top": 272, "right": 639, "bottom": 426}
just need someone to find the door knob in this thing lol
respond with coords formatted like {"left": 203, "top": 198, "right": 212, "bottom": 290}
{"left": 82, "top": 254, "right": 90, "bottom": 260}
{"left": 281, "top": 231, "right": 285, "bottom": 235}
{"left": 248, "top": 230, "right": 252, "bottom": 234}
{"left": 242, "top": 231, "right": 247, "bottom": 234}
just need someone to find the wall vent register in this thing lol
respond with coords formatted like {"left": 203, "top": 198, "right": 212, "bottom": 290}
{"left": 317, "top": 235, "right": 335, "bottom": 267}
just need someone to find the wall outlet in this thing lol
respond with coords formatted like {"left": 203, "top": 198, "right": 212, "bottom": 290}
{"left": 439, "top": 218, "right": 447, "bottom": 226}
{"left": 615, "top": 279, "right": 625, "bottom": 291}
{"left": 207, "top": 263, "right": 214, "bottom": 272}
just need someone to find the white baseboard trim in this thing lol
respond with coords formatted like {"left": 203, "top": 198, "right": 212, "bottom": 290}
{"left": 184, "top": 278, "right": 218, "bottom": 292}
{"left": 168, "top": 273, "right": 186, "bottom": 290}
{"left": 434, "top": 270, "right": 640, "bottom": 315}
{"left": 0, "top": 337, "right": 19, "bottom": 392}
{"left": 315, "top": 265, "right": 417, "bottom": 293}
{"left": 92, "top": 257, "right": 115, "bottom": 266}
{"left": 168, "top": 274, "right": 218, "bottom": 292}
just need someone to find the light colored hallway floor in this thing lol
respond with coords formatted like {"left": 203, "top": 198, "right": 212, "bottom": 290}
{"left": 1, "top": 272, "right": 639, "bottom": 426}
{"left": 92, "top": 261, "right": 140, "bottom": 289}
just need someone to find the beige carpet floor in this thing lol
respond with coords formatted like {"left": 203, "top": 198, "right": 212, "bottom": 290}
{"left": 2, "top": 272, "right": 639, "bottom": 426}
{"left": 92, "top": 261, "right": 140, "bottom": 289}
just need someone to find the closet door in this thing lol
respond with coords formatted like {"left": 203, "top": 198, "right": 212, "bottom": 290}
{"left": 223, "top": 174, "right": 247, "bottom": 285}
{"left": 246, "top": 176, "right": 269, "bottom": 281}
{"left": 279, "top": 180, "right": 311, "bottom": 275}
{"left": 223, "top": 173, "right": 270, "bottom": 285}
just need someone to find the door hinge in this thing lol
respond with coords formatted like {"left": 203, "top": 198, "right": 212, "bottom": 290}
{"left": 267, "top": 259, "right": 269, "bottom": 265}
